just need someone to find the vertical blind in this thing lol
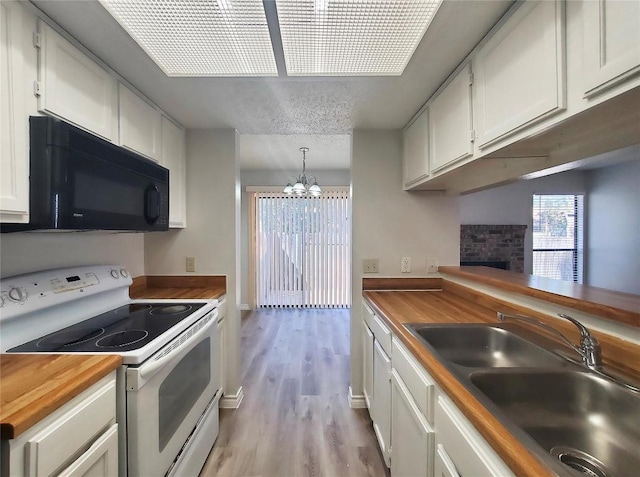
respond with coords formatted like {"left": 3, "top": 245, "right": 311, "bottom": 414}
{"left": 254, "top": 190, "right": 351, "bottom": 308}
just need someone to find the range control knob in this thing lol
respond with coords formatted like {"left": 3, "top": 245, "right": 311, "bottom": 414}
{"left": 8, "top": 287, "right": 28, "bottom": 303}
{"left": 110, "top": 269, "right": 120, "bottom": 279}
{"left": 120, "top": 268, "right": 129, "bottom": 278}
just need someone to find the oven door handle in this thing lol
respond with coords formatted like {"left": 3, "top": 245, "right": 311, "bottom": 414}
{"left": 126, "top": 310, "right": 217, "bottom": 390}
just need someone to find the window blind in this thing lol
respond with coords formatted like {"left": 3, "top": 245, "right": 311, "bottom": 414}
{"left": 254, "top": 190, "right": 351, "bottom": 308}
{"left": 532, "top": 194, "right": 584, "bottom": 283}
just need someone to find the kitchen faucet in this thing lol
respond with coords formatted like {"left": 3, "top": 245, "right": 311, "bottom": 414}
{"left": 496, "top": 311, "right": 602, "bottom": 370}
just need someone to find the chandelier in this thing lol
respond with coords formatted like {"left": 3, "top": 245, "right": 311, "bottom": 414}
{"left": 283, "top": 147, "right": 322, "bottom": 197}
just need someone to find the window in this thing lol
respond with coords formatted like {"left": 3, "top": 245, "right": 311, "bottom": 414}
{"left": 532, "top": 194, "right": 584, "bottom": 283}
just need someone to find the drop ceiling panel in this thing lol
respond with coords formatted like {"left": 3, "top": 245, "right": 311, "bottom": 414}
{"left": 275, "top": 0, "right": 443, "bottom": 76}
{"left": 99, "top": 0, "right": 278, "bottom": 76}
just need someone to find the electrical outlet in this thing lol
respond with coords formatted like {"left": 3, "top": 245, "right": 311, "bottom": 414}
{"left": 363, "top": 258, "right": 379, "bottom": 273}
{"left": 426, "top": 258, "right": 438, "bottom": 274}
{"left": 186, "top": 256, "right": 196, "bottom": 272}
{"left": 401, "top": 257, "right": 411, "bottom": 273}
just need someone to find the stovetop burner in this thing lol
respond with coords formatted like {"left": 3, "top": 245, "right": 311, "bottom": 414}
{"left": 150, "top": 304, "right": 192, "bottom": 315}
{"left": 37, "top": 328, "right": 105, "bottom": 348}
{"left": 8, "top": 302, "right": 205, "bottom": 353}
{"left": 97, "top": 330, "right": 149, "bottom": 348}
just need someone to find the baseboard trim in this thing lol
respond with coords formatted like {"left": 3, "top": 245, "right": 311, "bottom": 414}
{"left": 220, "top": 386, "right": 244, "bottom": 409}
{"left": 240, "top": 304, "right": 250, "bottom": 311}
{"left": 348, "top": 386, "right": 366, "bottom": 409}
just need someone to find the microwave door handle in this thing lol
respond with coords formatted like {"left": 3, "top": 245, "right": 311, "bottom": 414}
{"left": 126, "top": 311, "right": 218, "bottom": 390}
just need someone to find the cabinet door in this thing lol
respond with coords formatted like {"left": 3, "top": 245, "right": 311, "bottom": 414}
{"left": 474, "top": 0, "right": 565, "bottom": 148}
{"left": 119, "top": 82, "right": 161, "bottom": 160}
{"left": 161, "top": 116, "right": 187, "bottom": 228}
{"left": 391, "top": 370, "right": 435, "bottom": 477}
{"left": 38, "top": 21, "right": 116, "bottom": 141}
{"left": 583, "top": 0, "right": 640, "bottom": 97}
{"left": 0, "top": 1, "right": 31, "bottom": 223}
{"left": 403, "top": 110, "right": 429, "bottom": 187}
{"left": 58, "top": 424, "right": 118, "bottom": 477}
{"left": 216, "top": 315, "right": 226, "bottom": 395}
{"left": 429, "top": 63, "right": 474, "bottom": 172}
{"left": 436, "top": 395, "right": 514, "bottom": 477}
{"left": 362, "top": 320, "right": 374, "bottom": 410}
{"left": 372, "top": 339, "right": 391, "bottom": 467}
{"left": 434, "top": 445, "right": 460, "bottom": 477}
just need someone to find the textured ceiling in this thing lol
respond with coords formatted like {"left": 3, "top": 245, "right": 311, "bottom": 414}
{"left": 240, "top": 134, "right": 351, "bottom": 170}
{"left": 30, "top": 0, "right": 514, "bottom": 169}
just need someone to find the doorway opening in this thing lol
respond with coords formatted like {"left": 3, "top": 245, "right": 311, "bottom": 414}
{"left": 251, "top": 189, "right": 351, "bottom": 308}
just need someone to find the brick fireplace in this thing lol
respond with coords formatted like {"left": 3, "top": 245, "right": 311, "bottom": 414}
{"left": 460, "top": 225, "right": 527, "bottom": 273}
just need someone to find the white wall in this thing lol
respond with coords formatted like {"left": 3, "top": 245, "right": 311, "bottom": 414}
{"left": 0, "top": 232, "right": 144, "bottom": 278}
{"left": 350, "top": 129, "right": 460, "bottom": 397}
{"left": 586, "top": 160, "right": 640, "bottom": 294}
{"left": 460, "top": 171, "right": 588, "bottom": 274}
{"left": 239, "top": 169, "right": 350, "bottom": 307}
{"left": 144, "top": 129, "right": 242, "bottom": 399}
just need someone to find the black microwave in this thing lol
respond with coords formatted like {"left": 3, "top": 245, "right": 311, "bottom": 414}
{"left": 2, "top": 116, "right": 169, "bottom": 233}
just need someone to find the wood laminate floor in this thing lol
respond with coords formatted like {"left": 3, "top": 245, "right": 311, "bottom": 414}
{"left": 200, "top": 308, "right": 388, "bottom": 477}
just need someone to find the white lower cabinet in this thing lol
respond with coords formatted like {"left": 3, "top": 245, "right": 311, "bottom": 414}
{"left": 362, "top": 303, "right": 514, "bottom": 477}
{"left": 372, "top": 339, "right": 392, "bottom": 467}
{"left": 3, "top": 372, "right": 118, "bottom": 477}
{"left": 436, "top": 394, "right": 514, "bottom": 477}
{"left": 362, "top": 302, "right": 391, "bottom": 468}
{"left": 434, "top": 444, "right": 460, "bottom": 477}
{"left": 362, "top": 319, "right": 374, "bottom": 409}
{"left": 391, "top": 369, "right": 435, "bottom": 477}
{"left": 57, "top": 424, "right": 118, "bottom": 477}
{"left": 216, "top": 301, "right": 226, "bottom": 396}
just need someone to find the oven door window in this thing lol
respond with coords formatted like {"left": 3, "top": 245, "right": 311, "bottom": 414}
{"left": 158, "top": 338, "right": 211, "bottom": 452}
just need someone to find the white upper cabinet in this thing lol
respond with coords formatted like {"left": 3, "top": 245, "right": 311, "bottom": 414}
{"left": 429, "top": 63, "right": 474, "bottom": 172}
{"left": 582, "top": 0, "right": 640, "bottom": 97}
{"left": 118, "top": 83, "right": 162, "bottom": 161}
{"left": 474, "top": 0, "right": 566, "bottom": 148}
{"left": 37, "top": 21, "right": 117, "bottom": 141}
{"left": 402, "top": 110, "right": 429, "bottom": 188}
{"left": 1, "top": 1, "right": 33, "bottom": 223}
{"left": 161, "top": 115, "right": 187, "bottom": 228}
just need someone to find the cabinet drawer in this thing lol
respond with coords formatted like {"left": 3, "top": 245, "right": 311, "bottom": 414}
{"left": 370, "top": 313, "right": 392, "bottom": 356}
{"left": 362, "top": 302, "right": 375, "bottom": 329}
{"left": 58, "top": 424, "right": 118, "bottom": 477}
{"left": 362, "top": 302, "right": 392, "bottom": 355}
{"left": 392, "top": 336, "right": 435, "bottom": 425}
{"left": 25, "top": 376, "right": 116, "bottom": 477}
{"left": 436, "top": 395, "right": 514, "bottom": 477}
{"left": 434, "top": 444, "right": 460, "bottom": 477}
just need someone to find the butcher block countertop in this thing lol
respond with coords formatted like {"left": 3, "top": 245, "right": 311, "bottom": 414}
{"left": 439, "top": 266, "right": 640, "bottom": 327}
{"left": 363, "top": 282, "right": 640, "bottom": 477}
{"left": 0, "top": 354, "right": 122, "bottom": 439}
{"left": 129, "top": 275, "right": 226, "bottom": 300}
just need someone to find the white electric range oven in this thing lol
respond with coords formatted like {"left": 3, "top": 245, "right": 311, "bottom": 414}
{"left": 0, "top": 265, "right": 222, "bottom": 477}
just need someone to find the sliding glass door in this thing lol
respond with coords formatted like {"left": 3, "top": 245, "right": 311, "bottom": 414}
{"left": 253, "top": 190, "right": 351, "bottom": 308}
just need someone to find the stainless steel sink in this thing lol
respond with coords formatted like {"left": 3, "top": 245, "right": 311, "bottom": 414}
{"left": 471, "top": 370, "right": 640, "bottom": 477}
{"left": 405, "top": 323, "right": 567, "bottom": 368}
{"left": 403, "top": 322, "right": 640, "bottom": 476}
